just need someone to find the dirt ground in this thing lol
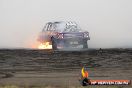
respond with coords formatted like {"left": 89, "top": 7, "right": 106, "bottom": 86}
{"left": 0, "top": 48, "right": 132, "bottom": 87}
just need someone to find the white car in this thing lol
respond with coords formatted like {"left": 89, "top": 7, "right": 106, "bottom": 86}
{"left": 38, "top": 21, "right": 90, "bottom": 50}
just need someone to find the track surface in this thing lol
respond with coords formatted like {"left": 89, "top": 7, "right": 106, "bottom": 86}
{"left": 0, "top": 49, "right": 132, "bottom": 87}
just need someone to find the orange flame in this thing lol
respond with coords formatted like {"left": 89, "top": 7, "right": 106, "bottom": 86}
{"left": 38, "top": 42, "right": 52, "bottom": 49}
{"left": 81, "top": 67, "right": 89, "bottom": 78}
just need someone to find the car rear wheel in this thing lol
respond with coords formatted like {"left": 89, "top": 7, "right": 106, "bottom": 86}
{"left": 83, "top": 40, "right": 88, "bottom": 49}
{"left": 51, "top": 37, "right": 57, "bottom": 50}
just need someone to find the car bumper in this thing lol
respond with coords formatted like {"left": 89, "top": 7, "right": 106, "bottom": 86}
{"left": 52, "top": 37, "right": 88, "bottom": 50}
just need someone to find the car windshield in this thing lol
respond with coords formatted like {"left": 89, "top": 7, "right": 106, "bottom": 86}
{"left": 54, "top": 22, "right": 82, "bottom": 32}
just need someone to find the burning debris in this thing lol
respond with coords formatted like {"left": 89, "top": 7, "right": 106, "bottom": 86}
{"left": 37, "top": 21, "right": 90, "bottom": 50}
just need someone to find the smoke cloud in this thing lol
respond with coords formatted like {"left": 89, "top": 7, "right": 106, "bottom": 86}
{"left": 0, "top": 0, "right": 132, "bottom": 48}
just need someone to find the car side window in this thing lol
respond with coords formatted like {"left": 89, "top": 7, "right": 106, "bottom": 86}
{"left": 50, "top": 24, "right": 56, "bottom": 31}
{"left": 47, "top": 24, "right": 50, "bottom": 31}
{"left": 48, "top": 23, "right": 53, "bottom": 31}
{"left": 42, "top": 23, "right": 48, "bottom": 32}
{"left": 43, "top": 23, "right": 55, "bottom": 32}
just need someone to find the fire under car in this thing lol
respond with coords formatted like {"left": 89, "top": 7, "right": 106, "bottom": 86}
{"left": 38, "top": 21, "right": 90, "bottom": 50}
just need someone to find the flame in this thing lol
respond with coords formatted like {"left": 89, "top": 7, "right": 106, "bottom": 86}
{"left": 38, "top": 42, "right": 52, "bottom": 49}
{"left": 81, "top": 67, "right": 89, "bottom": 78}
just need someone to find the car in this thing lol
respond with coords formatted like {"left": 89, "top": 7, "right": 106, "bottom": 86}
{"left": 38, "top": 21, "right": 90, "bottom": 50}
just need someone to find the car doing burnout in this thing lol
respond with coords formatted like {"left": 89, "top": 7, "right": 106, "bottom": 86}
{"left": 38, "top": 21, "right": 90, "bottom": 50}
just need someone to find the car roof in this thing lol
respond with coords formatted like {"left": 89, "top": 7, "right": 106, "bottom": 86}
{"left": 43, "top": 21, "right": 82, "bottom": 32}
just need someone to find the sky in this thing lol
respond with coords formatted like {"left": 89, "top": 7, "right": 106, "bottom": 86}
{"left": 0, "top": 0, "right": 132, "bottom": 48}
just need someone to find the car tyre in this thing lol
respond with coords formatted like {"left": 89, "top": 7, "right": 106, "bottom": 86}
{"left": 51, "top": 37, "right": 57, "bottom": 50}
{"left": 83, "top": 40, "right": 88, "bottom": 49}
